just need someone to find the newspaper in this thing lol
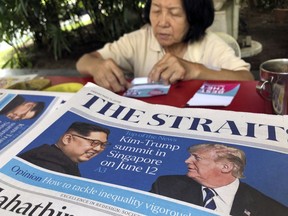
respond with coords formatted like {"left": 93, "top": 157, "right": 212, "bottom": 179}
{"left": 0, "top": 89, "right": 73, "bottom": 154}
{"left": 0, "top": 82, "right": 287, "bottom": 216}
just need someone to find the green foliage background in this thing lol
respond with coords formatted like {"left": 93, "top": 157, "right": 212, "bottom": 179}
{"left": 0, "top": 0, "right": 146, "bottom": 68}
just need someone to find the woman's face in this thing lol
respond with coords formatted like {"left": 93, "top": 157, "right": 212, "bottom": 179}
{"left": 149, "top": 0, "right": 189, "bottom": 48}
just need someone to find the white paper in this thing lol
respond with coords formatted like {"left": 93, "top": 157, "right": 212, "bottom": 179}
{"left": 187, "top": 82, "right": 240, "bottom": 106}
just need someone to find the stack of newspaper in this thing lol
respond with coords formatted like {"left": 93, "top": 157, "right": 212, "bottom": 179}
{"left": 0, "top": 83, "right": 287, "bottom": 216}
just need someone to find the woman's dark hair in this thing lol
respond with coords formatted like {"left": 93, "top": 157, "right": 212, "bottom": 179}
{"left": 143, "top": 0, "right": 215, "bottom": 43}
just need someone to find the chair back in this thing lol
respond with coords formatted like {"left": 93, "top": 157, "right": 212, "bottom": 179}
{"left": 215, "top": 32, "right": 241, "bottom": 58}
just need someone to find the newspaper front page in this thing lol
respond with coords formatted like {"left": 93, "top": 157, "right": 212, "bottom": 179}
{"left": 0, "top": 83, "right": 287, "bottom": 216}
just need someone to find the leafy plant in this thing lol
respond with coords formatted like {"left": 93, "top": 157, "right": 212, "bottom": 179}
{"left": 0, "top": 0, "right": 146, "bottom": 68}
{"left": 47, "top": 24, "right": 71, "bottom": 60}
{"left": 274, "top": 0, "right": 288, "bottom": 8}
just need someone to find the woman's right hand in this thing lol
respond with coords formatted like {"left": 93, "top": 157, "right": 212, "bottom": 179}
{"left": 76, "top": 52, "right": 129, "bottom": 92}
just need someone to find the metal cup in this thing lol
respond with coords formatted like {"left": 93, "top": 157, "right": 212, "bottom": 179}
{"left": 256, "top": 59, "right": 288, "bottom": 115}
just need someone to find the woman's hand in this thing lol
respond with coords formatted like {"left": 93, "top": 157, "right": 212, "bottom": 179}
{"left": 148, "top": 53, "right": 254, "bottom": 83}
{"left": 76, "top": 52, "right": 129, "bottom": 92}
{"left": 148, "top": 53, "right": 185, "bottom": 85}
{"left": 148, "top": 53, "right": 199, "bottom": 84}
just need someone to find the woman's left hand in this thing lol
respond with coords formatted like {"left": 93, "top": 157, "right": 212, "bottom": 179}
{"left": 148, "top": 53, "right": 254, "bottom": 83}
{"left": 148, "top": 53, "right": 190, "bottom": 85}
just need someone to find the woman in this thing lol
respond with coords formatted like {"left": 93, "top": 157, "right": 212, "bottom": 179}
{"left": 76, "top": 0, "right": 254, "bottom": 92}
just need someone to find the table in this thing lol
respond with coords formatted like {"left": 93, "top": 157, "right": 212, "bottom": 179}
{"left": 45, "top": 76, "right": 273, "bottom": 114}
{"left": 0, "top": 69, "right": 273, "bottom": 114}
